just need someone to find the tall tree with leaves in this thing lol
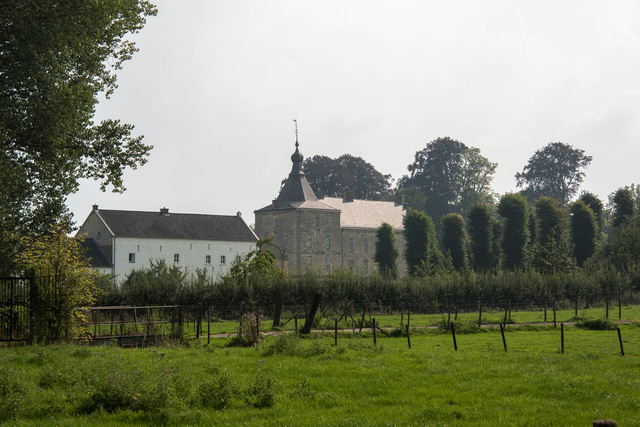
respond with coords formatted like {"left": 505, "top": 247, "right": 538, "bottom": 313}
{"left": 467, "top": 203, "right": 499, "bottom": 271}
{"left": 515, "top": 142, "right": 592, "bottom": 204}
{"left": 570, "top": 201, "right": 598, "bottom": 267}
{"left": 531, "top": 197, "right": 573, "bottom": 273}
{"left": 402, "top": 209, "right": 437, "bottom": 276}
{"left": 374, "top": 222, "right": 399, "bottom": 278}
{"left": 398, "top": 137, "right": 496, "bottom": 227}
{"left": 296, "top": 154, "right": 392, "bottom": 200}
{"left": 578, "top": 192, "right": 605, "bottom": 233}
{"left": 441, "top": 213, "right": 469, "bottom": 271}
{"left": 0, "top": 0, "right": 156, "bottom": 272}
{"left": 611, "top": 187, "right": 635, "bottom": 230}
{"left": 498, "top": 194, "right": 530, "bottom": 270}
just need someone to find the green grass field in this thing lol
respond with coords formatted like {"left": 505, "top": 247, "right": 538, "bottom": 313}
{"left": 2, "top": 319, "right": 639, "bottom": 426}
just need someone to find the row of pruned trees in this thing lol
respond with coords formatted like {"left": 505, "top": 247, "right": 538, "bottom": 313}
{"left": 374, "top": 186, "right": 640, "bottom": 278}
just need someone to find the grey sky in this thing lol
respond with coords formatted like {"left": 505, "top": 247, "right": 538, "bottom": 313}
{"left": 68, "top": 0, "right": 640, "bottom": 226}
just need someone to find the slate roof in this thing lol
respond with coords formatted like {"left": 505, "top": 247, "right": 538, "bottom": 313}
{"left": 93, "top": 209, "right": 258, "bottom": 242}
{"left": 256, "top": 141, "right": 336, "bottom": 212}
{"left": 320, "top": 197, "right": 406, "bottom": 230}
{"left": 78, "top": 238, "right": 112, "bottom": 267}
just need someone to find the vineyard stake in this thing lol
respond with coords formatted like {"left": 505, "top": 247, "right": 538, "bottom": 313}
{"left": 406, "top": 324, "right": 411, "bottom": 349}
{"left": 372, "top": 318, "right": 377, "bottom": 347}
{"left": 561, "top": 323, "right": 565, "bottom": 354}
{"left": 451, "top": 322, "right": 457, "bottom": 351}
{"left": 334, "top": 318, "right": 338, "bottom": 346}
{"left": 617, "top": 327, "right": 624, "bottom": 356}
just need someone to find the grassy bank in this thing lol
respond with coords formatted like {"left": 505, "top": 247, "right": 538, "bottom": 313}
{"left": 2, "top": 322, "right": 639, "bottom": 425}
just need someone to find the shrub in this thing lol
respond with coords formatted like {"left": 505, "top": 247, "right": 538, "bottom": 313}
{"left": 196, "top": 366, "right": 236, "bottom": 409}
{"left": 575, "top": 318, "right": 618, "bottom": 330}
{"left": 245, "top": 370, "right": 275, "bottom": 408}
{"left": 260, "top": 333, "right": 299, "bottom": 357}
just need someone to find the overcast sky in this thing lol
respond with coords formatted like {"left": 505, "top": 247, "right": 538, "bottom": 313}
{"left": 68, "top": 0, "right": 640, "bottom": 227}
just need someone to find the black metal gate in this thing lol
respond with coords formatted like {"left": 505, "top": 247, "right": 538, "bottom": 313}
{"left": 0, "top": 276, "right": 33, "bottom": 341}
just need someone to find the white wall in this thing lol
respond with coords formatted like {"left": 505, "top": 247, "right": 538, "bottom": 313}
{"left": 113, "top": 237, "right": 254, "bottom": 282}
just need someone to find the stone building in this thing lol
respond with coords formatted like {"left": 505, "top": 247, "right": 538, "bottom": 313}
{"left": 254, "top": 140, "right": 407, "bottom": 276}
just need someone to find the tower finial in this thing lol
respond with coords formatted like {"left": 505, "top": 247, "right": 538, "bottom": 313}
{"left": 293, "top": 118, "right": 299, "bottom": 148}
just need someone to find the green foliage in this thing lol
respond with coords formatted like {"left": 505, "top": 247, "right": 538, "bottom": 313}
{"left": 14, "top": 227, "right": 98, "bottom": 341}
{"left": 574, "top": 318, "right": 617, "bottom": 330}
{"left": 579, "top": 191, "right": 605, "bottom": 233}
{"left": 402, "top": 209, "right": 439, "bottom": 276}
{"left": 515, "top": 142, "right": 592, "bottom": 204}
{"left": 374, "top": 222, "right": 399, "bottom": 278}
{"left": 398, "top": 137, "right": 496, "bottom": 226}
{"left": 0, "top": 0, "right": 156, "bottom": 271}
{"left": 245, "top": 369, "right": 275, "bottom": 408}
{"left": 498, "top": 193, "right": 530, "bottom": 270}
{"left": 440, "top": 213, "right": 469, "bottom": 271}
{"left": 612, "top": 187, "right": 635, "bottom": 230}
{"left": 295, "top": 154, "right": 392, "bottom": 200}
{"left": 570, "top": 200, "right": 598, "bottom": 267}
{"left": 534, "top": 196, "right": 567, "bottom": 246}
{"left": 467, "top": 203, "right": 499, "bottom": 271}
{"left": 196, "top": 365, "right": 236, "bottom": 410}
{"left": 260, "top": 333, "right": 300, "bottom": 356}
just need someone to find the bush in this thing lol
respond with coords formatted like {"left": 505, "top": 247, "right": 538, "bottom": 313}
{"left": 245, "top": 370, "right": 275, "bottom": 408}
{"left": 260, "top": 333, "right": 299, "bottom": 356}
{"left": 575, "top": 318, "right": 618, "bottom": 330}
{"left": 196, "top": 366, "right": 236, "bottom": 409}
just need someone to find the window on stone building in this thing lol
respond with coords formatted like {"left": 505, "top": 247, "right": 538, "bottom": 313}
{"left": 364, "top": 259, "right": 369, "bottom": 276}
{"left": 205, "top": 255, "right": 211, "bottom": 264}
{"left": 349, "top": 237, "right": 353, "bottom": 252}
{"left": 174, "top": 253, "right": 180, "bottom": 263}
{"left": 364, "top": 238, "right": 369, "bottom": 253}
{"left": 128, "top": 253, "right": 135, "bottom": 263}
{"left": 284, "top": 232, "right": 288, "bottom": 249}
{"left": 326, "top": 234, "right": 330, "bottom": 249}
{"left": 325, "top": 255, "right": 331, "bottom": 274}
{"left": 315, "top": 216, "right": 320, "bottom": 228}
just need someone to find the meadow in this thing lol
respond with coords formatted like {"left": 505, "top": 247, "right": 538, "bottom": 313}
{"left": 2, "top": 319, "right": 639, "bottom": 426}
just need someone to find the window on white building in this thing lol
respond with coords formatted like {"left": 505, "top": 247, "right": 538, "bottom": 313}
{"left": 190, "top": 243, "right": 192, "bottom": 250}
{"left": 205, "top": 255, "right": 211, "bottom": 264}
{"left": 137, "top": 245, "right": 140, "bottom": 252}
{"left": 174, "top": 253, "right": 180, "bottom": 263}
{"left": 220, "top": 255, "right": 226, "bottom": 265}
{"left": 128, "top": 253, "right": 135, "bottom": 263}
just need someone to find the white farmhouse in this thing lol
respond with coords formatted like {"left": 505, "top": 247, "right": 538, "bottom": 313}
{"left": 76, "top": 205, "right": 258, "bottom": 281}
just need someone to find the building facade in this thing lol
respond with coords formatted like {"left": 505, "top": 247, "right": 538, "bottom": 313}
{"left": 255, "top": 140, "right": 407, "bottom": 276}
{"left": 76, "top": 206, "right": 258, "bottom": 281}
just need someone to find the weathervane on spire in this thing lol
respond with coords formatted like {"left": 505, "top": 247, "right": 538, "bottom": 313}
{"left": 293, "top": 118, "right": 299, "bottom": 148}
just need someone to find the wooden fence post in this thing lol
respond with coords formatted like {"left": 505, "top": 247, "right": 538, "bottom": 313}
{"left": 372, "top": 318, "right": 377, "bottom": 346}
{"left": 406, "top": 324, "right": 411, "bottom": 349}
{"left": 334, "top": 318, "right": 338, "bottom": 346}
{"left": 561, "top": 323, "right": 565, "bottom": 354}
{"left": 617, "top": 328, "right": 624, "bottom": 356}
{"left": 451, "top": 322, "right": 457, "bottom": 351}
{"left": 207, "top": 308, "right": 211, "bottom": 345}
{"left": 301, "top": 293, "right": 321, "bottom": 334}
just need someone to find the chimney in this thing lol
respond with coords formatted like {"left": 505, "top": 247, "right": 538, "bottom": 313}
{"left": 237, "top": 211, "right": 242, "bottom": 218}
{"left": 160, "top": 207, "right": 169, "bottom": 216}
{"left": 92, "top": 204, "right": 99, "bottom": 211}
